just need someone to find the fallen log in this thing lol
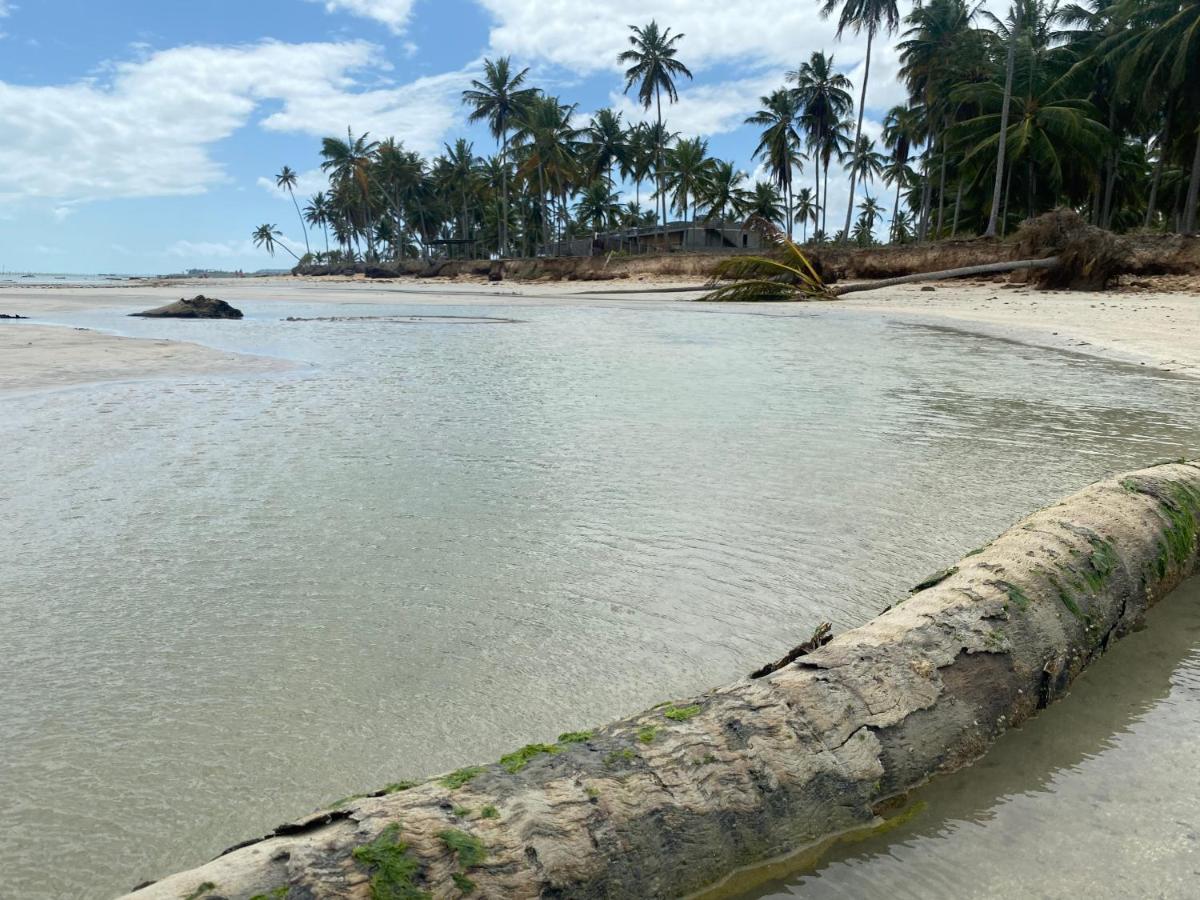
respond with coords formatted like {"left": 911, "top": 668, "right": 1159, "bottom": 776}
{"left": 126, "top": 461, "right": 1200, "bottom": 900}
{"left": 829, "top": 257, "right": 1059, "bottom": 296}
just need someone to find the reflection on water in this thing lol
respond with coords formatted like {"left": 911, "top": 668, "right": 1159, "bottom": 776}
{"left": 739, "top": 578, "right": 1200, "bottom": 900}
{"left": 1, "top": 299, "right": 1198, "bottom": 899}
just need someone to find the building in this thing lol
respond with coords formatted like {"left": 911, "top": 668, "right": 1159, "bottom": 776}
{"left": 539, "top": 221, "right": 765, "bottom": 258}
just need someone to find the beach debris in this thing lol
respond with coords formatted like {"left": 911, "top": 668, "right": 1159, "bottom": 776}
{"left": 130, "top": 295, "right": 243, "bottom": 319}
{"left": 704, "top": 217, "right": 834, "bottom": 302}
{"left": 1013, "top": 208, "right": 1126, "bottom": 290}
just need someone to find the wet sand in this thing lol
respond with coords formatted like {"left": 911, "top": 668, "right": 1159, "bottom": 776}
{"left": 0, "top": 324, "right": 286, "bottom": 394}
{"left": 1, "top": 277, "right": 1198, "bottom": 392}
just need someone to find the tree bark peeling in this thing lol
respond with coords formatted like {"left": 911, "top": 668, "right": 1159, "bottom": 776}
{"left": 127, "top": 462, "right": 1200, "bottom": 900}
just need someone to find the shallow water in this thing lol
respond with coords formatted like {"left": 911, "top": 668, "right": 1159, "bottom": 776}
{"left": 735, "top": 577, "right": 1200, "bottom": 900}
{"left": 2, "top": 297, "right": 1199, "bottom": 899}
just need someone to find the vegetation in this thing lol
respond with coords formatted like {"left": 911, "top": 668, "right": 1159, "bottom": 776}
{"left": 663, "top": 704, "right": 703, "bottom": 721}
{"left": 499, "top": 743, "right": 559, "bottom": 773}
{"left": 440, "top": 767, "right": 485, "bottom": 790}
{"left": 352, "top": 824, "right": 428, "bottom": 900}
{"left": 439, "top": 829, "right": 488, "bottom": 868}
{"left": 259, "top": 4, "right": 1200, "bottom": 263}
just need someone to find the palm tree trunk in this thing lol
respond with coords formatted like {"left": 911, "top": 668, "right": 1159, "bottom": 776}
{"left": 918, "top": 148, "right": 932, "bottom": 241}
{"left": 289, "top": 189, "right": 311, "bottom": 257}
{"left": 500, "top": 131, "right": 510, "bottom": 258}
{"left": 1145, "top": 112, "right": 1171, "bottom": 230}
{"left": 891, "top": 180, "right": 901, "bottom": 243}
{"left": 823, "top": 160, "right": 830, "bottom": 235}
{"left": 814, "top": 160, "right": 821, "bottom": 240}
{"left": 831, "top": 257, "right": 1058, "bottom": 296}
{"left": 1181, "top": 125, "right": 1200, "bottom": 233}
{"left": 656, "top": 87, "right": 666, "bottom": 234}
{"left": 1100, "top": 103, "right": 1119, "bottom": 229}
{"left": 985, "top": 20, "right": 1018, "bottom": 238}
{"left": 843, "top": 30, "right": 873, "bottom": 242}
{"left": 951, "top": 180, "right": 963, "bottom": 238}
{"left": 1001, "top": 163, "right": 1013, "bottom": 237}
{"left": 935, "top": 130, "right": 948, "bottom": 237}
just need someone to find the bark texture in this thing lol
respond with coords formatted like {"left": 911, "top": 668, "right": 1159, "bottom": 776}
{"left": 127, "top": 462, "right": 1200, "bottom": 900}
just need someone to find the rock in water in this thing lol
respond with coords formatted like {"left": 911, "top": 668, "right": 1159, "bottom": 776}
{"left": 130, "top": 295, "right": 243, "bottom": 319}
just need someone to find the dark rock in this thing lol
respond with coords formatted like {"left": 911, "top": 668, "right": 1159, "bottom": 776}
{"left": 488, "top": 261, "right": 505, "bottom": 282}
{"left": 920, "top": 286, "right": 936, "bottom": 292}
{"left": 0, "top": 313, "right": 29, "bottom": 319}
{"left": 130, "top": 295, "right": 243, "bottom": 319}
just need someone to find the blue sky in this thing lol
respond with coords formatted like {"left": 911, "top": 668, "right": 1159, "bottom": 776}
{"left": 0, "top": 0, "right": 950, "bottom": 274}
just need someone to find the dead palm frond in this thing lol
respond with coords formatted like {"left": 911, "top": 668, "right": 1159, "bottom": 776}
{"left": 703, "top": 216, "right": 832, "bottom": 301}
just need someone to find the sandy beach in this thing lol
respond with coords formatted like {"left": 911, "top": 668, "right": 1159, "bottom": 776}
{"left": 1, "top": 277, "right": 1198, "bottom": 392}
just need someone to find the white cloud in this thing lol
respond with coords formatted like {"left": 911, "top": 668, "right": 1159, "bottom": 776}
{"left": 316, "top": 0, "right": 418, "bottom": 34}
{"left": 166, "top": 239, "right": 255, "bottom": 259}
{"left": 610, "top": 71, "right": 783, "bottom": 138}
{"left": 477, "top": 1, "right": 867, "bottom": 74}
{"left": 0, "top": 40, "right": 464, "bottom": 204}
{"left": 0, "top": 2, "right": 12, "bottom": 17}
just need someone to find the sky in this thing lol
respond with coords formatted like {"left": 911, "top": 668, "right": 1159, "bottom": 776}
{"left": 0, "top": 0, "right": 986, "bottom": 274}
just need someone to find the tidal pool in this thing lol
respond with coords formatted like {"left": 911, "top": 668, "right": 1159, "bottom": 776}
{"left": 2, "top": 296, "right": 1198, "bottom": 898}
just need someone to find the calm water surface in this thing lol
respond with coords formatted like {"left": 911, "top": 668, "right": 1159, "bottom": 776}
{"left": 2, "top": 296, "right": 1198, "bottom": 899}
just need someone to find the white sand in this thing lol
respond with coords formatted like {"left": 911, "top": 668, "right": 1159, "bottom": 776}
{"left": 0, "top": 324, "right": 287, "bottom": 394}
{"left": 1, "top": 276, "right": 1197, "bottom": 392}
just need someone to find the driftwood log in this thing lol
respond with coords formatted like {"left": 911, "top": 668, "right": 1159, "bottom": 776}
{"left": 127, "top": 461, "right": 1200, "bottom": 900}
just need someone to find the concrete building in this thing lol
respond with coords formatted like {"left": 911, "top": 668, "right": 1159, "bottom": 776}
{"left": 539, "top": 221, "right": 765, "bottom": 257}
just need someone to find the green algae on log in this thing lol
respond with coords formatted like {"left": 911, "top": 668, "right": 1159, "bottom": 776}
{"left": 125, "top": 462, "right": 1200, "bottom": 900}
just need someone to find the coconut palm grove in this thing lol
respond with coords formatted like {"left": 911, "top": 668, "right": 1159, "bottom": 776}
{"left": 254, "top": 0, "right": 1200, "bottom": 263}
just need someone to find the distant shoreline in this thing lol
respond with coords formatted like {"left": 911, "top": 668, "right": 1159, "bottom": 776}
{"left": 1, "top": 277, "right": 1198, "bottom": 393}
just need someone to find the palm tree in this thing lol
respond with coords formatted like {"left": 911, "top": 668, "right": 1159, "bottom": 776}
{"left": 794, "top": 187, "right": 818, "bottom": 241}
{"left": 790, "top": 51, "right": 854, "bottom": 239}
{"left": 858, "top": 194, "right": 885, "bottom": 232}
{"left": 847, "top": 137, "right": 887, "bottom": 211}
{"left": 985, "top": 5, "right": 1021, "bottom": 236}
{"left": 441, "top": 138, "right": 481, "bottom": 253}
{"left": 817, "top": 118, "right": 856, "bottom": 233}
{"left": 951, "top": 70, "right": 1109, "bottom": 220}
{"left": 882, "top": 104, "right": 922, "bottom": 240}
{"left": 659, "top": 137, "right": 713, "bottom": 221}
{"left": 621, "top": 123, "right": 657, "bottom": 212}
{"left": 738, "top": 182, "right": 786, "bottom": 227}
{"left": 746, "top": 89, "right": 805, "bottom": 237}
{"left": 574, "top": 181, "right": 622, "bottom": 231}
{"left": 1102, "top": 0, "right": 1200, "bottom": 232}
{"left": 252, "top": 224, "right": 301, "bottom": 261}
{"left": 320, "top": 128, "right": 380, "bottom": 258}
{"left": 512, "top": 94, "right": 583, "bottom": 253}
{"left": 619, "top": 21, "right": 694, "bottom": 231}
{"left": 275, "top": 166, "right": 310, "bottom": 256}
{"left": 584, "top": 108, "right": 628, "bottom": 190}
{"left": 698, "top": 160, "right": 749, "bottom": 222}
{"left": 462, "top": 57, "right": 538, "bottom": 257}
{"left": 882, "top": 157, "right": 915, "bottom": 242}
{"left": 303, "top": 192, "right": 332, "bottom": 255}
{"left": 821, "top": 0, "right": 903, "bottom": 240}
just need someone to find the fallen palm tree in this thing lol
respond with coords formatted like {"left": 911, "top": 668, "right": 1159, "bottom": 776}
{"left": 126, "top": 460, "right": 1199, "bottom": 900}
{"left": 703, "top": 210, "right": 1126, "bottom": 301}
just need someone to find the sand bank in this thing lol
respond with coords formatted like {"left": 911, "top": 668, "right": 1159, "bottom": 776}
{"left": 0, "top": 323, "right": 285, "bottom": 393}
